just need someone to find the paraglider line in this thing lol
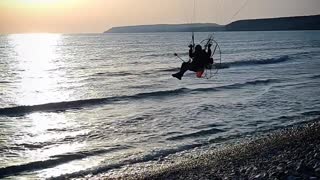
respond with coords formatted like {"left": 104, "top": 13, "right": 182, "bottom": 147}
{"left": 174, "top": 53, "right": 188, "bottom": 63}
{"left": 229, "top": 0, "right": 249, "bottom": 23}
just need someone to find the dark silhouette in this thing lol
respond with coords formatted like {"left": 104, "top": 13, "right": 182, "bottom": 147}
{"left": 104, "top": 14, "right": 320, "bottom": 33}
{"left": 104, "top": 23, "right": 224, "bottom": 33}
{"left": 172, "top": 44, "right": 212, "bottom": 80}
{"left": 226, "top": 14, "right": 320, "bottom": 31}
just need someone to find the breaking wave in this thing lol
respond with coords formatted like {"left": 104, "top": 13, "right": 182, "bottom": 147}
{"left": 0, "top": 146, "right": 128, "bottom": 179}
{"left": 223, "top": 55, "right": 290, "bottom": 67}
{"left": 1, "top": 109, "right": 318, "bottom": 179}
{"left": 167, "top": 127, "right": 225, "bottom": 141}
{"left": 49, "top": 143, "right": 204, "bottom": 180}
{"left": 211, "top": 55, "right": 291, "bottom": 69}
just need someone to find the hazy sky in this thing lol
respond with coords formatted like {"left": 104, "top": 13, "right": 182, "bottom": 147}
{"left": 1, "top": 0, "right": 320, "bottom": 33}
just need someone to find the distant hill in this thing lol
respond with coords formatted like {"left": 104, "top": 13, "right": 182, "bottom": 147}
{"left": 104, "top": 14, "right": 320, "bottom": 33}
{"left": 104, "top": 23, "right": 225, "bottom": 33}
{"left": 226, "top": 14, "right": 320, "bottom": 31}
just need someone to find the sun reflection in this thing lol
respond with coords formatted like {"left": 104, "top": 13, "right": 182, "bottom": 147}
{"left": 9, "top": 112, "right": 88, "bottom": 172}
{"left": 9, "top": 33, "right": 69, "bottom": 105}
{"left": 5, "top": 34, "right": 90, "bottom": 178}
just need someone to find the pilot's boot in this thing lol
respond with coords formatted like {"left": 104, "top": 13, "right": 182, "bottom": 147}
{"left": 172, "top": 73, "right": 182, "bottom": 80}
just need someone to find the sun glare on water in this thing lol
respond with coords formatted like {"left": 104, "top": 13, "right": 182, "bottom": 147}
{"left": 8, "top": 33, "right": 71, "bottom": 105}
{"left": 6, "top": 33, "right": 87, "bottom": 177}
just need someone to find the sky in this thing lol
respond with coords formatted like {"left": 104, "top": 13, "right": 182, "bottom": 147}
{"left": 0, "top": 0, "right": 320, "bottom": 34}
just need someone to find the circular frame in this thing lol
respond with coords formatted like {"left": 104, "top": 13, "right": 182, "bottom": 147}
{"left": 200, "top": 38, "right": 222, "bottom": 79}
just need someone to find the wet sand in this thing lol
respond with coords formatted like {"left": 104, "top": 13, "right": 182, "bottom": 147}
{"left": 93, "top": 118, "right": 320, "bottom": 180}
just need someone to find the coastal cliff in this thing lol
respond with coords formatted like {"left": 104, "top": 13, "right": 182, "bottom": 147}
{"left": 226, "top": 14, "right": 320, "bottom": 31}
{"left": 105, "top": 23, "right": 224, "bottom": 33}
{"left": 104, "top": 14, "right": 320, "bottom": 33}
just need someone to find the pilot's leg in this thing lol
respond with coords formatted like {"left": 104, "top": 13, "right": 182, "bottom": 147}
{"left": 172, "top": 62, "right": 190, "bottom": 80}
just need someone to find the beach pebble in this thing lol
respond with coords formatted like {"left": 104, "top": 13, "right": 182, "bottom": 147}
{"left": 296, "top": 161, "right": 306, "bottom": 172}
{"left": 253, "top": 172, "right": 267, "bottom": 179}
{"left": 309, "top": 177, "right": 318, "bottom": 180}
{"left": 93, "top": 121, "right": 320, "bottom": 180}
{"left": 277, "top": 163, "right": 285, "bottom": 171}
{"left": 307, "top": 159, "right": 316, "bottom": 167}
{"left": 239, "top": 167, "right": 247, "bottom": 174}
{"left": 287, "top": 175, "right": 302, "bottom": 180}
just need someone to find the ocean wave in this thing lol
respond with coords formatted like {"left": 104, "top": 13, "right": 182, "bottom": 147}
{"left": 144, "top": 52, "right": 189, "bottom": 58}
{"left": 0, "top": 79, "right": 278, "bottom": 116}
{"left": 0, "top": 98, "right": 114, "bottom": 116}
{"left": 194, "top": 79, "right": 279, "bottom": 92}
{"left": 221, "top": 55, "right": 290, "bottom": 68}
{"left": 301, "top": 110, "right": 320, "bottom": 116}
{"left": 191, "top": 122, "right": 224, "bottom": 130}
{"left": 48, "top": 143, "right": 203, "bottom": 180}
{"left": 0, "top": 81, "right": 11, "bottom": 84}
{"left": 134, "top": 88, "right": 189, "bottom": 98}
{"left": 0, "top": 146, "right": 128, "bottom": 179}
{"left": 92, "top": 71, "right": 135, "bottom": 77}
{"left": 290, "top": 51, "right": 320, "bottom": 59}
{"left": 309, "top": 74, "right": 320, "bottom": 79}
{"left": 167, "top": 127, "right": 225, "bottom": 141}
{"left": 0, "top": 88, "right": 189, "bottom": 116}
{"left": 161, "top": 56, "right": 290, "bottom": 72}
{"left": 160, "top": 67, "right": 180, "bottom": 72}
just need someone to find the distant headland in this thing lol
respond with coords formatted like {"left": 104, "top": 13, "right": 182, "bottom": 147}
{"left": 104, "top": 14, "right": 320, "bottom": 33}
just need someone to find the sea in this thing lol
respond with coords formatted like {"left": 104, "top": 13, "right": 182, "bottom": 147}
{"left": 0, "top": 31, "right": 320, "bottom": 179}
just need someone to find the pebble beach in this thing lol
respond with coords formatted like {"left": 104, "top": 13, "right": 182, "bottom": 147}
{"left": 91, "top": 118, "right": 320, "bottom": 180}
